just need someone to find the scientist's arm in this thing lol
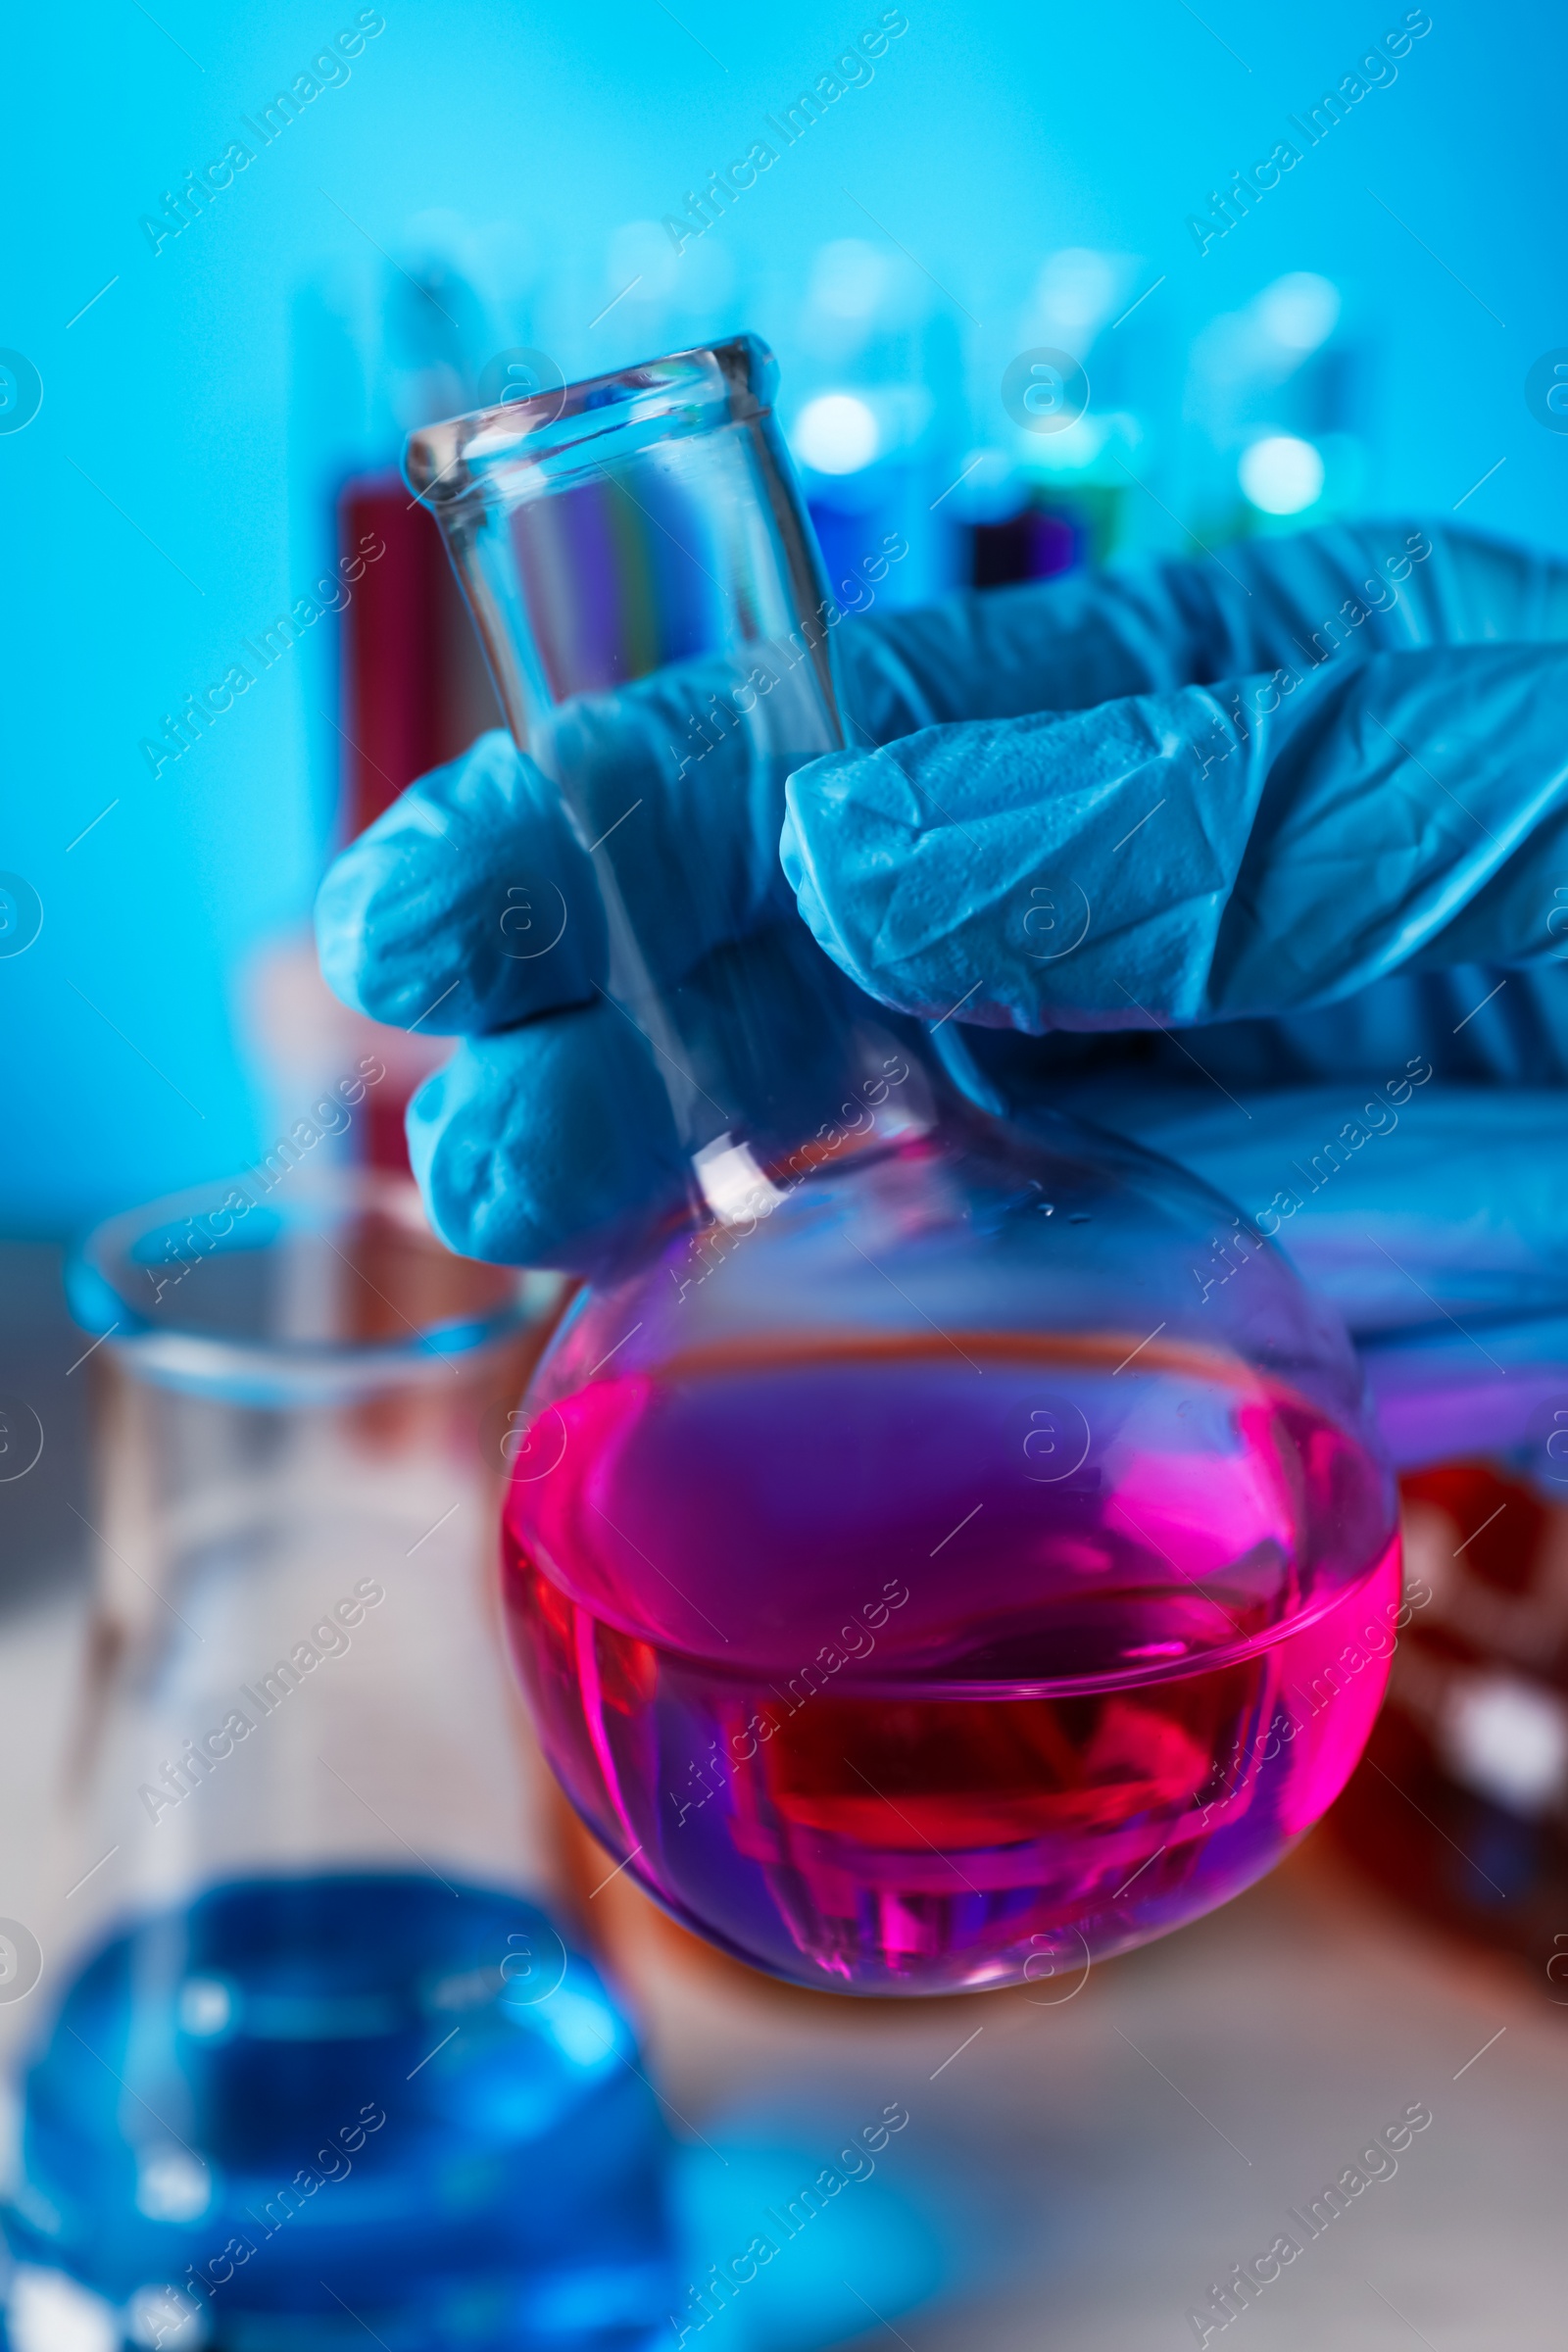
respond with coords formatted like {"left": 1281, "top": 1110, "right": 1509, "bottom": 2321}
{"left": 838, "top": 519, "right": 1568, "bottom": 743}
{"left": 785, "top": 637, "right": 1568, "bottom": 1034}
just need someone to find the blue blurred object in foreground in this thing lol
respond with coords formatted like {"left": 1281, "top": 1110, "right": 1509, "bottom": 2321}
{"left": 668, "top": 2130, "right": 954, "bottom": 2352}
{"left": 3, "top": 1875, "right": 673, "bottom": 2352}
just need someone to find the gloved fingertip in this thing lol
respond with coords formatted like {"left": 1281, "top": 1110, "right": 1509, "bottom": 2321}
{"left": 781, "top": 751, "right": 887, "bottom": 994}
{"left": 313, "top": 735, "right": 610, "bottom": 1037}
{"left": 777, "top": 799, "right": 809, "bottom": 907}
{"left": 407, "top": 1015, "right": 687, "bottom": 1274}
{"left": 313, "top": 858, "right": 375, "bottom": 1018}
{"left": 405, "top": 1065, "right": 471, "bottom": 1260}
{"left": 777, "top": 803, "right": 802, "bottom": 881}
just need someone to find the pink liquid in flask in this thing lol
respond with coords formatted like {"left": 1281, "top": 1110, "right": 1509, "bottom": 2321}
{"left": 503, "top": 1331, "right": 1399, "bottom": 1995}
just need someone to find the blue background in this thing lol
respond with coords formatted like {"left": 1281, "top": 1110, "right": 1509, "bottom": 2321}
{"left": 3, "top": 0, "right": 1561, "bottom": 1234}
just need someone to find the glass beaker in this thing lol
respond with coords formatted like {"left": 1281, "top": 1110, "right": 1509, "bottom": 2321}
{"left": 3, "top": 1169, "right": 674, "bottom": 2352}
{"left": 403, "top": 336, "right": 1398, "bottom": 1997}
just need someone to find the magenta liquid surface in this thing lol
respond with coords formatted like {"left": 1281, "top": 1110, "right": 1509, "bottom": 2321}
{"left": 503, "top": 1337, "right": 1398, "bottom": 1993}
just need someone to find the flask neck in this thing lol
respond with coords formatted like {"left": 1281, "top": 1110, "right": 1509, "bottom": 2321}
{"left": 535, "top": 659, "right": 947, "bottom": 1218}
{"left": 406, "top": 334, "right": 954, "bottom": 1226}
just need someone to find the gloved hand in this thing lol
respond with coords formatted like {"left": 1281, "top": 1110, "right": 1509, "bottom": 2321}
{"left": 316, "top": 517, "right": 1568, "bottom": 1334}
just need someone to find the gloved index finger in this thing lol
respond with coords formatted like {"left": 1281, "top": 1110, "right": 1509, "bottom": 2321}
{"left": 315, "top": 728, "right": 608, "bottom": 1035}
{"left": 317, "top": 648, "right": 818, "bottom": 1042}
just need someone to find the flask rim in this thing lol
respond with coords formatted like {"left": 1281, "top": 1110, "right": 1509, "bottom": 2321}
{"left": 402, "top": 333, "right": 778, "bottom": 510}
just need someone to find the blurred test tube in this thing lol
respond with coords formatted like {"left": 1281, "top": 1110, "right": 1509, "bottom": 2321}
{"left": 1185, "top": 270, "right": 1366, "bottom": 543}
{"left": 782, "top": 238, "right": 965, "bottom": 613}
{"left": 948, "top": 247, "right": 1155, "bottom": 586}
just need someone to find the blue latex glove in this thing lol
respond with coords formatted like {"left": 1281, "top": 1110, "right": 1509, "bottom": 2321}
{"left": 316, "top": 518, "right": 1568, "bottom": 1328}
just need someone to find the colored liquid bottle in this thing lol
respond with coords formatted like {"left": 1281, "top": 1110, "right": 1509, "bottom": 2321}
{"left": 403, "top": 336, "right": 1398, "bottom": 1995}
{"left": 8, "top": 1877, "right": 669, "bottom": 2352}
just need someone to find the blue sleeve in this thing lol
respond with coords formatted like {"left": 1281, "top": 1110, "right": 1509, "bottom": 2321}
{"left": 839, "top": 519, "right": 1568, "bottom": 742}
{"left": 785, "top": 635, "right": 1568, "bottom": 1033}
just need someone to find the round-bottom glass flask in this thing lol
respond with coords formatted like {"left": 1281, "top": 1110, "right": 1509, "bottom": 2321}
{"left": 403, "top": 339, "right": 1399, "bottom": 1996}
{"left": 497, "top": 1113, "right": 1397, "bottom": 1994}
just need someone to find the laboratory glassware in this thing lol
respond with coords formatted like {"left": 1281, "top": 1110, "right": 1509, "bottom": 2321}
{"left": 2, "top": 1169, "right": 673, "bottom": 2352}
{"left": 403, "top": 334, "right": 1398, "bottom": 1998}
